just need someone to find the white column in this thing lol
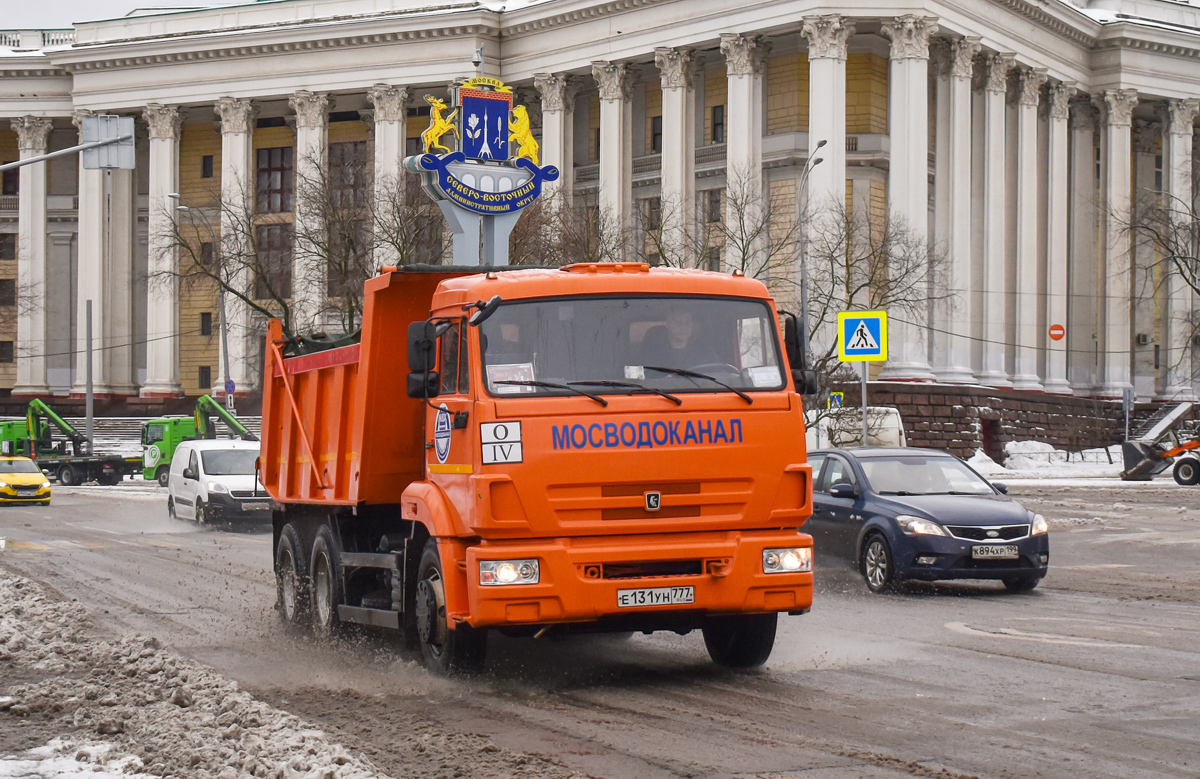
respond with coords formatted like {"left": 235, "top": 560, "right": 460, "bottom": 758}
{"left": 141, "top": 104, "right": 185, "bottom": 397}
{"left": 1012, "top": 67, "right": 1048, "bottom": 390}
{"left": 71, "top": 110, "right": 136, "bottom": 396}
{"left": 802, "top": 15, "right": 853, "bottom": 208}
{"left": 1095, "top": 89, "right": 1138, "bottom": 398}
{"left": 880, "top": 15, "right": 938, "bottom": 380}
{"left": 1044, "top": 82, "right": 1076, "bottom": 395}
{"left": 533, "top": 73, "right": 577, "bottom": 201}
{"left": 1131, "top": 120, "right": 1158, "bottom": 399}
{"left": 720, "top": 33, "right": 770, "bottom": 272}
{"left": 366, "top": 84, "right": 408, "bottom": 267}
{"left": 10, "top": 116, "right": 53, "bottom": 396}
{"left": 213, "top": 97, "right": 259, "bottom": 395}
{"left": 978, "top": 52, "right": 1015, "bottom": 386}
{"left": 1160, "top": 98, "right": 1200, "bottom": 400}
{"left": 289, "top": 90, "right": 330, "bottom": 332}
{"left": 932, "top": 37, "right": 980, "bottom": 383}
{"left": 592, "top": 61, "right": 634, "bottom": 259}
{"left": 1068, "top": 100, "right": 1100, "bottom": 393}
{"left": 655, "top": 47, "right": 698, "bottom": 264}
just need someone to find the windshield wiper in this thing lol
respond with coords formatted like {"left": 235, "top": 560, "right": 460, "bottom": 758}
{"left": 493, "top": 380, "right": 608, "bottom": 407}
{"left": 642, "top": 365, "right": 753, "bottom": 404}
{"left": 878, "top": 490, "right": 922, "bottom": 496}
{"left": 568, "top": 380, "right": 682, "bottom": 406}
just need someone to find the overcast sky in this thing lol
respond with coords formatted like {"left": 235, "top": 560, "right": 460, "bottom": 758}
{"left": 1, "top": 0, "right": 233, "bottom": 28}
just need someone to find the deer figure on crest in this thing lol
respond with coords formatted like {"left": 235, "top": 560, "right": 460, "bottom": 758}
{"left": 422, "top": 95, "right": 459, "bottom": 154}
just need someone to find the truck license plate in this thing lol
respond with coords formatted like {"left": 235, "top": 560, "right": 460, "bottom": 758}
{"left": 972, "top": 544, "right": 1019, "bottom": 559}
{"left": 616, "top": 586, "right": 694, "bottom": 608}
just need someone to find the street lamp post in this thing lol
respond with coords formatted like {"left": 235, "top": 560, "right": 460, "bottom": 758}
{"left": 797, "top": 140, "right": 827, "bottom": 372}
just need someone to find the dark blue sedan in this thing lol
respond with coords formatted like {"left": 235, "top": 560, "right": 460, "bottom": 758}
{"left": 807, "top": 448, "right": 1049, "bottom": 593}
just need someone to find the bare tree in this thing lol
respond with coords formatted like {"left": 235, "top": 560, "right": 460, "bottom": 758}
{"left": 508, "top": 190, "right": 625, "bottom": 267}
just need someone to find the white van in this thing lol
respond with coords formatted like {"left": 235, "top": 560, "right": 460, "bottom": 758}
{"left": 167, "top": 439, "right": 271, "bottom": 523}
{"left": 804, "top": 406, "right": 907, "bottom": 449}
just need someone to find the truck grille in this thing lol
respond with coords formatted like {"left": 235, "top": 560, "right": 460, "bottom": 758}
{"left": 945, "top": 524, "right": 1030, "bottom": 541}
{"left": 548, "top": 479, "right": 751, "bottom": 524}
{"left": 602, "top": 560, "right": 702, "bottom": 579}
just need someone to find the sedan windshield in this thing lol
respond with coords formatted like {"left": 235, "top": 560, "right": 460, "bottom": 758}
{"left": 2, "top": 460, "right": 42, "bottom": 474}
{"left": 858, "top": 455, "right": 995, "bottom": 496}
{"left": 479, "top": 296, "right": 785, "bottom": 397}
{"left": 201, "top": 450, "right": 258, "bottom": 476}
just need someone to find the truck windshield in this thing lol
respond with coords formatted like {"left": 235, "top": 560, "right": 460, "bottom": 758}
{"left": 201, "top": 449, "right": 258, "bottom": 476}
{"left": 479, "top": 296, "right": 785, "bottom": 397}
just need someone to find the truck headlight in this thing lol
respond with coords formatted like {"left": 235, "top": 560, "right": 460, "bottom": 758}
{"left": 208, "top": 481, "right": 230, "bottom": 494}
{"left": 1030, "top": 513, "right": 1049, "bottom": 535}
{"left": 763, "top": 547, "right": 812, "bottom": 573}
{"left": 896, "top": 515, "right": 945, "bottom": 536}
{"left": 479, "top": 559, "right": 539, "bottom": 586}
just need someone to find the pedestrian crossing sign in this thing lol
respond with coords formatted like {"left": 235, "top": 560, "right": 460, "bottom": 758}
{"left": 837, "top": 310, "right": 888, "bottom": 362}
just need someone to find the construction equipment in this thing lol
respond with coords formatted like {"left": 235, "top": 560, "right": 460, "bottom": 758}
{"left": 261, "top": 264, "right": 816, "bottom": 674}
{"left": 142, "top": 395, "right": 258, "bottom": 486}
{"left": 0, "top": 399, "right": 141, "bottom": 485}
{"left": 1120, "top": 401, "right": 1200, "bottom": 483}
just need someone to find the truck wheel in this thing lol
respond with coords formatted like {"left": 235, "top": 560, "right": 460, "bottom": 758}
{"left": 1173, "top": 458, "right": 1200, "bottom": 486}
{"left": 98, "top": 472, "right": 120, "bottom": 486}
{"left": 309, "top": 526, "right": 344, "bottom": 639}
{"left": 702, "top": 613, "right": 777, "bottom": 669}
{"left": 155, "top": 466, "right": 170, "bottom": 488}
{"left": 415, "top": 539, "right": 486, "bottom": 675}
{"left": 276, "top": 523, "right": 310, "bottom": 632}
{"left": 57, "top": 465, "right": 77, "bottom": 486}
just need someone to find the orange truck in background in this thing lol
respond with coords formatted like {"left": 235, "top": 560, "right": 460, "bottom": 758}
{"left": 261, "top": 263, "right": 815, "bottom": 674}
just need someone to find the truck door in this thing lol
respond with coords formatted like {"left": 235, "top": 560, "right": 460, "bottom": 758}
{"left": 427, "top": 322, "right": 474, "bottom": 491}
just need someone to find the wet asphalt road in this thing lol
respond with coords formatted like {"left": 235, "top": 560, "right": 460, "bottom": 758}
{"left": 1, "top": 483, "right": 1198, "bottom": 779}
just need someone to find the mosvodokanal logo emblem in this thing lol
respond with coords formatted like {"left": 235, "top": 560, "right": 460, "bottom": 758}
{"left": 434, "top": 404, "right": 452, "bottom": 464}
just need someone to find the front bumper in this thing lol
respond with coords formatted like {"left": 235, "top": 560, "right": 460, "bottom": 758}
{"left": 462, "top": 529, "right": 813, "bottom": 629}
{"left": 206, "top": 491, "right": 275, "bottom": 519}
{"left": 893, "top": 532, "right": 1049, "bottom": 581}
{"left": 0, "top": 486, "right": 51, "bottom": 503}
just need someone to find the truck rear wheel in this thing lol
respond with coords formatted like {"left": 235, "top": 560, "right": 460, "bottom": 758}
{"left": 702, "top": 613, "right": 777, "bottom": 669}
{"left": 57, "top": 465, "right": 77, "bottom": 486}
{"left": 309, "top": 525, "right": 344, "bottom": 639}
{"left": 276, "top": 523, "right": 310, "bottom": 632}
{"left": 415, "top": 539, "right": 486, "bottom": 675}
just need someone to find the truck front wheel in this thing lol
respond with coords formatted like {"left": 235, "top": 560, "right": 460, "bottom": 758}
{"left": 309, "top": 526, "right": 344, "bottom": 639}
{"left": 702, "top": 613, "right": 778, "bottom": 669}
{"left": 1173, "top": 458, "right": 1200, "bottom": 486}
{"left": 155, "top": 466, "right": 170, "bottom": 488}
{"left": 415, "top": 540, "right": 486, "bottom": 675}
{"left": 276, "top": 523, "right": 310, "bottom": 632}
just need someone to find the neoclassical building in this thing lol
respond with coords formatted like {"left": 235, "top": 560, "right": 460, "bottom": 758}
{"left": 2, "top": 0, "right": 1200, "bottom": 406}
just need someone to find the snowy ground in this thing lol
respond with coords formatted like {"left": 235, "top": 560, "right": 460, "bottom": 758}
{"left": 968, "top": 440, "right": 1135, "bottom": 482}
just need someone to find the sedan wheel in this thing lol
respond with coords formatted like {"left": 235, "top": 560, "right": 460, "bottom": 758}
{"left": 861, "top": 535, "right": 895, "bottom": 593}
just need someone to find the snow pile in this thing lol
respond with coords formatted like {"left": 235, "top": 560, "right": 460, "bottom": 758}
{"left": 967, "top": 450, "right": 1007, "bottom": 475}
{"left": 967, "top": 442, "right": 1127, "bottom": 480}
{"left": 0, "top": 570, "right": 390, "bottom": 779}
{"left": 0, "top": 738, "right": 157, "bottom": 778}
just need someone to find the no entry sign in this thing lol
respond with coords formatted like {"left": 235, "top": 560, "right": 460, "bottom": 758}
{"left": 1048, "top": 324, "right": 1066, "bottom": 342}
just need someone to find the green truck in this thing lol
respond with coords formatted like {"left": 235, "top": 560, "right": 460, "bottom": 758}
{"left": 141, "top": 395, "right": 258, "bottom": 486}
{"left": 0, "top": 399, "right": 142, "bottom": 485}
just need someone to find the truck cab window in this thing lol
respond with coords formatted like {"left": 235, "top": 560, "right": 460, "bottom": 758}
{"left": 145, "top": 425, "right": 165, "bottom": 446}
{"left": 440, "top": 323, "right": 461, "bottom": 394}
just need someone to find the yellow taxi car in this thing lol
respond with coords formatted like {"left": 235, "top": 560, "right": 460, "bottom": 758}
{"left": 0, "top": 456, "right": 52, "bottom": 505}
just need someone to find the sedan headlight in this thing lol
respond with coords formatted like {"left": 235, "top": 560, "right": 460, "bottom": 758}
{"left": 0, "top": 481, "right": 7, "bottom": 490}
{"left": 896, "top": 515, "right": 946, "bottom": 536}
{"left": 207, "top": 481, "right": 230, "bottom": 494}
{"left": 1030, "top": 513, "right": 1049, "bottom": 535}
{"left": 763, "top": 547, "right": 812, "bottom": 573}
{"left": 40, "top": 481, "right": 50, "bottom": 490}
{"left": 479, "top": 559, "right": 539, "bottom": 586}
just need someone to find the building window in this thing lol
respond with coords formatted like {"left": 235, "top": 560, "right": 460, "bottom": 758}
{"left": 1095, "top": 144, "right": 1102, "bottom": 189}
{"left": 1, "top": 167, "right": 17, "bottom": 196}
{"left": 711, "top": 105, "right": 725, "bottom": 144}
{"left": 705, "top": 189, "right": 723, "bottom": 223}
{"left": 201, "top": 154, "right": 214, "bottom": 179}
{"left": 0, "top": 234, "right": 14, "bottom": 261}
{"left": 199, "top": 241, "right": 214, "bottom": 267}
{"left": 0, "top": 279, "right": 15, "bottom": 307}
{"left": 256, "top": 146, "right": 294, "bottom": 213}
{"left": 1155, "top": 154, "right": 1164, "bottom": 193}
{"left": 706, "top": 246, "right": 721, "bottom": 272}
{"left": 648, "top": 252, "right": 662, "bottom": 267}
{"left": 200, "top": 312, "right": 213, "bottom": 337}
{"left": 328, "top": 219, "right": 369, "bottom": 297}
{"left": 254, "top": 224, "right": 293, "bottom": 299}
{"left": 593, "top": 128, "right": 601, "bottom": 163}
{"left": 0, "top": 342, "right": 12, "bottom": 363}
{"left": 405, "top": 137, "right": 423, "bottom": 157}
{"left": 198, "top": 365, "right": 211, "bottom": 389}
{"left": 650, "top": 116, "right": 663, "bottom": 154}
{"left": 329, "top": 141, "right": 368, "bottom": 209}
{"left": 645, "top": 197, "right": 662, "bottom": 231}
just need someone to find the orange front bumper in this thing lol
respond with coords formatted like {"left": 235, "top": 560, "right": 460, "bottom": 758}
{"left": 459, "top": 529, "right": 813, "bottom": 629}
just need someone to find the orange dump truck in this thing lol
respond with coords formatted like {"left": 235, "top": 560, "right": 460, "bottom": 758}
{"left": 262, "top": 263, "right": 814, "bottom": 674}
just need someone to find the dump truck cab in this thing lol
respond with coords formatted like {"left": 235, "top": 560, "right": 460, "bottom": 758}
{"left": 264, "top": 263, "right": 814, "bottom": 674}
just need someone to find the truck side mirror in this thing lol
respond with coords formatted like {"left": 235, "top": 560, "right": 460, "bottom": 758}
{"left": 407, "top": 371, "right": 441, "bottom": 399}
{"left": 782, "top": 313, "right": 820, "bottom": 394}
{"left": 407, "top": 321, "right": 439, "bottom": 372}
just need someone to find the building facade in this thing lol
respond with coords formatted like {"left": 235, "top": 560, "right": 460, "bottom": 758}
{"left": 2, "top": 0, "right": 1199, "bottom": 403}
